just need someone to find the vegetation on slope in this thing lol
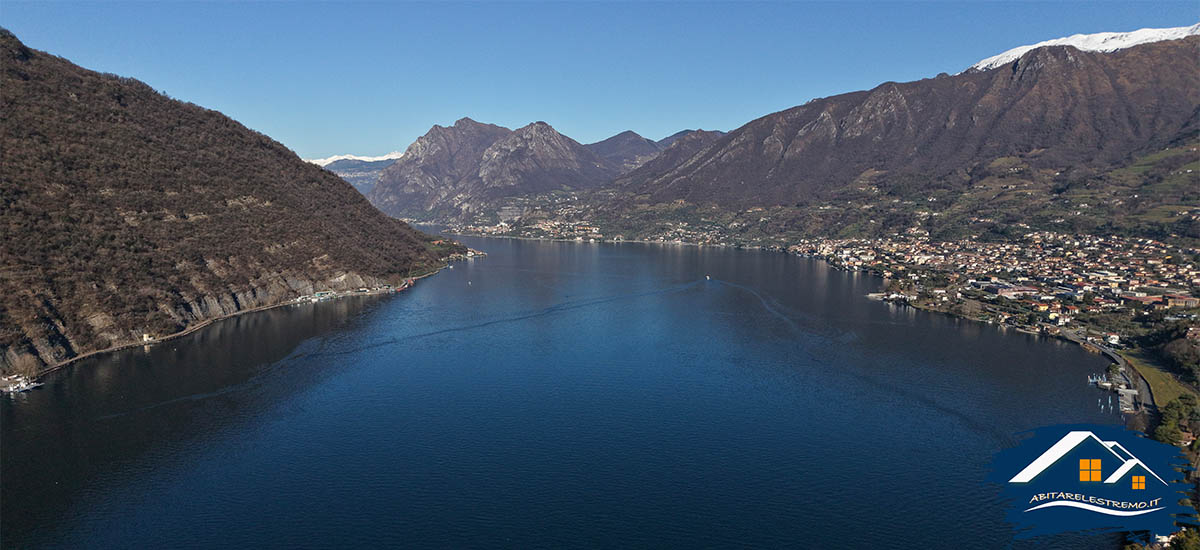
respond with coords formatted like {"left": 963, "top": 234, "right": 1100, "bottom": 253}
{"left": 0, "top": 29, "right": 460, "bottom": 373}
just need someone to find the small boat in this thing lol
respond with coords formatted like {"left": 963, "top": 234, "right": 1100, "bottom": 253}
{"left": 706, "top": 275, "right": 711, "bottom": 280}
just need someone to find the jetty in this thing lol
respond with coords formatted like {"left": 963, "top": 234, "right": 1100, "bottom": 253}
{"left": 1, "top": 375, "right": 44, "bottom": 395}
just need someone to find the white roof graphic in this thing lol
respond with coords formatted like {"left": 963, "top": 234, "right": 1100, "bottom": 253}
{"left": 1008, "top": 431, "right": 1166, "bottom": 485}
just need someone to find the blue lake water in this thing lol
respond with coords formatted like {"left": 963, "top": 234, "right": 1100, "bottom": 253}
{"left": 1, "top": 237, "right": 1121, "bottom": 548}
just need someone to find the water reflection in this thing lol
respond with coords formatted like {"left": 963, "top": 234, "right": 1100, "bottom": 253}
{"left": 2, "top": 239, "right": 1120, "bottom": 549}
{"left": 1, "top": 296, "right": 387, "bottom": 542}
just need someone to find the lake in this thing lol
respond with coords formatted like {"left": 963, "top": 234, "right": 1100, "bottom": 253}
{"left": 1, "top": 237, "right": 1121, "bottom": 548}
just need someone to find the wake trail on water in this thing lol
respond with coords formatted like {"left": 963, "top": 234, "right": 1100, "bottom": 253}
{"left": 711, "top": 279, "right": 806, "bottom": 334}
{"left": 88, "top": 277, "right": 1015, "bottom": 446}
{"left": 78, "top": 280, "right": 706, "bottom": 423}
{"left": 710, "top": 278, "right": 1015, "bottom": 447}
{"left": 297, "top": 279, "right": 708, "bottom": 360}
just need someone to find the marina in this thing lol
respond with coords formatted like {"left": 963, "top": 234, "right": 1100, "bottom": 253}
{"left": 0, "top": 375, "right": 44, "bottom": 394}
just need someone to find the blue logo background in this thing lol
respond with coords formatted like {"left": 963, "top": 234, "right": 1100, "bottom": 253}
{"left": 989, "top": 424, "right": 1196, "bottom": 539}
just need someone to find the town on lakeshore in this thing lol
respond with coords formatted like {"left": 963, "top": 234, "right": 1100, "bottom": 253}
{"left": 5, "top": 4, "right": 1200, "bottom": 549}
{"left": 453, "top": 218, "right": 1200, "bottom": 425}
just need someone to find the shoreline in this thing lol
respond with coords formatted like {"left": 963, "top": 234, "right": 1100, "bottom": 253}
{"left": 441, "top": 231, "right": 759, "bottom": 249}
{"left": 453, "top": 231, "right": 1163, "bottom": 411}
{"left": 11, "top": 263, "right": 451, "bottom": 389}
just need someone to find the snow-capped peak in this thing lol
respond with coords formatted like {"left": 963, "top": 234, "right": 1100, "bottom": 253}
{"left": 967, "top": 23, "right": 1200, "bottom": 72}
{"left": 304, "top": 151, "right": 405, "bottom": 167}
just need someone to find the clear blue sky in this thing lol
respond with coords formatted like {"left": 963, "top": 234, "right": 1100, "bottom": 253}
{"left": 3, "top": 1, "right": 1197, "bottom": 159}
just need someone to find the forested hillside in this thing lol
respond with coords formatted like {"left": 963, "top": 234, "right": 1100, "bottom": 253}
{"left": 1, "top": 29, "right": 459, "bottom": 373}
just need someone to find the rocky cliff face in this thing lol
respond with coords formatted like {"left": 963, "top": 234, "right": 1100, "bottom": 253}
{"left": 367, "top": 118, "right": 512, "bottom": 218}
{"left": 615, "top": 37, "right": 1200, "bottom": 207}
{"left": 369, "top": 119, "right": 617, "bottom": 220}
{"left": 5, "top": 269, "right": 392, "bottom": 375}
{"left": 0, "top": 29, "right": 457, "bottom": 373}
{"left": 477, "top": 122, "right": 614, "bottom": 194}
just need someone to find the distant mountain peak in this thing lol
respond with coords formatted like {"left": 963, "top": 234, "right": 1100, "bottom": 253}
{"left": 967, "top": 23, "right": 1200, "bottom": 72}
{"left": 305, "top": 151, "right": 404, "bottom": 167}
{"left": 660, "top": 129, "right": 696, "bottom": 141}
{"left": 524, "top": 121, "right": 553, "bottom": 130}
{"left": 657, "top": 129, "right": 724, "bottom": 148}
{"left": 368, "top": 118, "right": 614, "bottom": 220}
{"left": 584, "top": 130, "right": 663, "bottom": 174}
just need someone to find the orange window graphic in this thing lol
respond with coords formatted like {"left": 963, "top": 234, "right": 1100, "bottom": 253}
{"left": 1079, "top": 459, "right": 1102, "bottom": 482}
{"left": 1132, "top": 476, "right": 1146, "bottom": 490}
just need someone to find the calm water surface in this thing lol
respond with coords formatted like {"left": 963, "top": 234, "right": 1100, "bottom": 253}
{"left": 2, "top": 238, "right": 1121, "bottom": 548}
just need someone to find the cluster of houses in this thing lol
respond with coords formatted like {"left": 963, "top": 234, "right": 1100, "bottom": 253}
{"left": 294, "top": 283, "right": 407, "bottom": 304}
{"left": 516, "top": 219, "right": 606, "bottom": 241}
{"left": 793, "top": 232, "right": 1198, "bottom": 295}
{"left": 792, "top": 231, "right": 1200, "bottom": 336}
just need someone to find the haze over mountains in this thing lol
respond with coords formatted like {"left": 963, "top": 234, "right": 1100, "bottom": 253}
{"left": 321, "top": 158, "right": 398, "bottom": 194}
{"left": 306, "top": 151, "right": 405, "bottom": 167}
{"left": 303, "top": 153, "right": 406, "bottom": 195}
{"left": 361, "top": 27, "right": 1198, "bottom": 242}
{"left": 0, "top": 29, "right": 458, "bottom": 373}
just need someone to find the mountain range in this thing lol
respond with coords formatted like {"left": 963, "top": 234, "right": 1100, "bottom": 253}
{"left": 367, "top": 119, "right": 712, "bottom": 219}
{"left": 306, "top": 151, "right": 405, "bottom": 167}
{"left": 0, "top": 29, "right": 459, "bottom": 374}
{"left": 615, "top": 36, "right": 1199, "bottom": 208}
{"left": 367, "top": 121, "right": 721, "bottom": 220}
{"left": 361, "top": 27, "right": 1198, "bottom": 242}
{"left": 3, "top": 23, "right": 1197, "bottom": 374}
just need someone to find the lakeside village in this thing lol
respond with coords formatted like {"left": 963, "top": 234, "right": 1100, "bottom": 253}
{"left": 458, "top": 220, "right": 1200, "bottom": 413}
{"left": 455, "top": 220, "right": 1200, "bottom": 543}
{"left": 1, "top": 247, "right": 487, "bottom": 395}
{"left": 792, "top": 232, "right": 1200, "bottom": 418}
{"left": 458, "top": 217, "right": 1199, "bottom": 357}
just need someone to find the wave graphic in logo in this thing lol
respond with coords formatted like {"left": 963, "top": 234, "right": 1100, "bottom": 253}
{"left": 989, "top": 424, "right": 1193, "bottom": 539}
{"left": 1024, "top": 500, "right": 1163, "bottom": 516}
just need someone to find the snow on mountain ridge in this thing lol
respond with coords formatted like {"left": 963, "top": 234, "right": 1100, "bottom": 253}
{"left": 967, "top": 23, "right": 1200, "bottom": 72}
{"left": 305, "top": 151, "right": 405, "bottom": 167}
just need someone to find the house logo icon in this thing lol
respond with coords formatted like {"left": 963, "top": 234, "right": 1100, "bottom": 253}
{"left": 990, "top": 424, "right": 1193, "bottom": 539}
{"left": 1008, "top": 431, "right": 1167, "bottom": 516}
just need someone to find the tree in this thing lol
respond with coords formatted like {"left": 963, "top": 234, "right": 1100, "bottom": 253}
{"left": 1171, "top": 529, "right": 1200, "bottom": 550}
{"left": 1155, "top": 423, "right": 1183, "bottom": 446}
